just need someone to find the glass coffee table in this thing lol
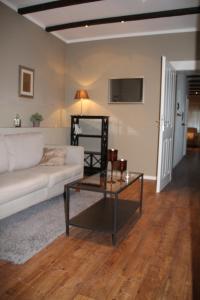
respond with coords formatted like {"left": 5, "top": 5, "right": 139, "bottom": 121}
{"left": 64, "top": 170, "right": 143, "bottom": 245}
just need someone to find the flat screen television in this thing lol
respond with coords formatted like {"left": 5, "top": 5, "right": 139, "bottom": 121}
{"left": 109, "top": 78, "right": 144, "bottom": 103}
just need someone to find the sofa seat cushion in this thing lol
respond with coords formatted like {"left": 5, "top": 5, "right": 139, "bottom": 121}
{"left": 33, "top": 164, "right": 82, "bottom": 188}
{"left": 0, "top": 169, "right": 48, "bottom": 204}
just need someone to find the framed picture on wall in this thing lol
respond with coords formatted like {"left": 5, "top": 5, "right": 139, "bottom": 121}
{"left": 19, "top": 65, "right": 34, "bottom": 98}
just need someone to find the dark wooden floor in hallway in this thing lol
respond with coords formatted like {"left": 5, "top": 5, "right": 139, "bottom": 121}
{"left": 0, "top": 149, "right": 200, "bottom": 300}
{"left": 166, "top": 148, "right": 200, "bottom": 190}
{"left": 165, "top": 148, "right": 200, "bottom": 300}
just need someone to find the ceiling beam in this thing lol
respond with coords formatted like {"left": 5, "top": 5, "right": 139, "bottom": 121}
{"left": 187, "top": 75, "right": 200, "bottom": 78}
{"left": 188, "top": 80, "right": 200, "bottom": 83}
{"left": 46, "top": 6, "right": 200, "bottom": 32}
{"left": 188, "top": 83, "right": 200, "bottom": 86}
{"left": 188, "top": 90, "right": 200, "bottom": 93}
{"left": 188, "top": 88, "right": 200, "bottom": 92}
{"left": 188, "top": 79, "right": 200, "bottom": 82}
{"left": 18, "top": 0, "right": 103, "bottom": 15}
{"left": 188, "top": 82, "right": 200, "bottom": 86}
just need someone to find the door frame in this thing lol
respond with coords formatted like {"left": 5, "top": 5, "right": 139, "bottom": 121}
{"left": 171, "top": 60, "right": 200, "bottom": 160}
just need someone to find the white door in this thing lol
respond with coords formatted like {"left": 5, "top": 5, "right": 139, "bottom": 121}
{"left": 156, "top": 56, "right": 176, "bottom": 193}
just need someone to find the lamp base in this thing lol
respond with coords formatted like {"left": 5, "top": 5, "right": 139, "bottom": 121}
{"left": 117, "top": 178, "right": 125, "bottom": 183}
{"left": 107, "top": 179, "right": 116, "bottom": 184}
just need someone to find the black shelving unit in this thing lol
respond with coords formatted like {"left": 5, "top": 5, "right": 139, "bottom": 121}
{"left": 70, "top": 115, "right": 109, "bottom": 175}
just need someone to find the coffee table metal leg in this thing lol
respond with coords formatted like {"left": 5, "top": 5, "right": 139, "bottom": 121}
{"left": 140, "top": 174, "right": 143, "bottom": 215}
{"left": 112, "top": 194, "right": 118, "bottom": 246}
{"left": 112, "top": 233, "right": 116, "bottom": 246}
{"left": 63, "top": 186, "right": 70, "bottom": 236}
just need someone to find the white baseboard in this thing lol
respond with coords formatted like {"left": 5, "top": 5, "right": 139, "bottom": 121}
{"left": 143, "top": 175, "right": 156, "bottom": 181}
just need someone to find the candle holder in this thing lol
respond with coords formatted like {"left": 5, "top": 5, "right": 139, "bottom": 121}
{"left": 107, "top": 149, "right": 118, "bottom": 184}
{"left": 117, "top": 159, "right": 127, "bottom": 182}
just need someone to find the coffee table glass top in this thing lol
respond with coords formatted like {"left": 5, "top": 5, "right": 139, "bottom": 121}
{"left": 68, "top": 170, "right": 143, "bottom": 194}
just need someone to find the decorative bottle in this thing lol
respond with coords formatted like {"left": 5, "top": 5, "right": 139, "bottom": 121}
{"left": 14, "top": 114, "right": 21, "bottom": 127}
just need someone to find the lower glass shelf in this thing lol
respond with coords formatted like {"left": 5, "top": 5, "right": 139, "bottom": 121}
{"left": 69, "top": 197, "right": 140, "bottom": 233}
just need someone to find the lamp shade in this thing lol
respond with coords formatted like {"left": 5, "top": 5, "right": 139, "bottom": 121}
{"left": 74, "top": 89, "right": 89, "bottom": 100}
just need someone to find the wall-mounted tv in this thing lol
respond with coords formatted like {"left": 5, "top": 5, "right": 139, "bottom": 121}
{"left": 109, "top": 78, "right": 144, "bottom": 103}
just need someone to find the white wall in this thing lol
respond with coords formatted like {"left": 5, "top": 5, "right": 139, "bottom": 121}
{"left": 0, "top": 128, "right": 68, "bottom": 145}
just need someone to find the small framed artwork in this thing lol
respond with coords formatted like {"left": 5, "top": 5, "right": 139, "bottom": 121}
{"left": 19, "top": 65, "right": 34, "bottom": 98}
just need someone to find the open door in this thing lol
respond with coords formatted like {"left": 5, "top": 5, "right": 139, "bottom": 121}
{"left": 156, "top": 56, "right": 176, "bottom": 193}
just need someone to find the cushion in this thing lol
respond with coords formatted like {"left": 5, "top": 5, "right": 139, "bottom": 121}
{"left": 0, "top": 169, "right": 48, "bottom": 205}
{"left": 0, "top": 135, "right": 9, "bottom": 173}
{"left": 40, "top": 147, "right": 66, "bottom": 166}
{"left": 34, "top": 164, "right": 82, "bottom": 188}
{"left": 5, "top": 133, "right": 44, "bottom": 171}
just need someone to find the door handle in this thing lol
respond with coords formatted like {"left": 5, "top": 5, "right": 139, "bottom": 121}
{"left": 164, "top": 120, "right": 170, "bottom": 126}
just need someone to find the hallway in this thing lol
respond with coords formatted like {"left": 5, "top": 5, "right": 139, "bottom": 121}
{"left": 166, "top": 148, "right": 200, "bottom": 299}
{"left": 167, "top": 148, "right": 200, "bottom": 190}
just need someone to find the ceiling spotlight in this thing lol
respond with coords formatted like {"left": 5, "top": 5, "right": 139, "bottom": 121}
{"left": 121, "top": 20, "right": 125, "bottom": 23}
{"left": 85, "top": 24, "right": 88, "bottom": 28}
{"left": 195, "top": 91, "right": 198, "bottom": 95}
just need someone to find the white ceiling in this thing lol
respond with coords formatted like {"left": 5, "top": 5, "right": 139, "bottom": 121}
{"left": 2, "top": 0, "right": 200, "bottom": 43}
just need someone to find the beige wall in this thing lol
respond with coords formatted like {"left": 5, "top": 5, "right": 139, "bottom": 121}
{"left": 0, "top": 3, "right": 66, "bottom": 128}
{"left": 65, "top": 33, "right": 198, "bottom": 177}
{"left": 0, "top": 2, "right": 198, "bottom": 176}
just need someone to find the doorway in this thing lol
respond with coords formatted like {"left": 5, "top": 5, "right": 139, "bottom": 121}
{"left": 157, "top": 60, "right": 200, "bottom": 192}
{"left": 173, "top": 70, "right": 200, "bottom": 169}
{"left": 186, "top": 72, "right": 200, "bottom": 152}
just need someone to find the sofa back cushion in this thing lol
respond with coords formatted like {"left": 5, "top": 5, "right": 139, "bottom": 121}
{"left": 5, "top": 133, "right": 44, "bottom": 171}
{"left": 0, "top": 135, "right": 9, "bottom": 173}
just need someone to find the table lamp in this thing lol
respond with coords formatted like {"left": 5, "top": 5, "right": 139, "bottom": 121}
{"left": 74, "top": 89, "right": 89, "bottom": 115}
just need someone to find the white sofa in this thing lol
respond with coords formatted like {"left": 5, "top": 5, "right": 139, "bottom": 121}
{"left": 0, "top": 132, "right": 84, "bottom": 220}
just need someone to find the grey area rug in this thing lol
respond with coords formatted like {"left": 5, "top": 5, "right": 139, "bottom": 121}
{"left": 0, "top": 190, "right": 100, "bottom": 264}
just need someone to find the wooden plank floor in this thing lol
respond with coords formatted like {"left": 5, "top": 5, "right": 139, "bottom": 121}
{"left": 0, "top": 149, "right": 200, "bottom": 300}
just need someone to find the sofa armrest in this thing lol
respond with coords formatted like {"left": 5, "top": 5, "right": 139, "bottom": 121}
{"left": 66, "top": 145, "right": 84, "bottom": 165}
